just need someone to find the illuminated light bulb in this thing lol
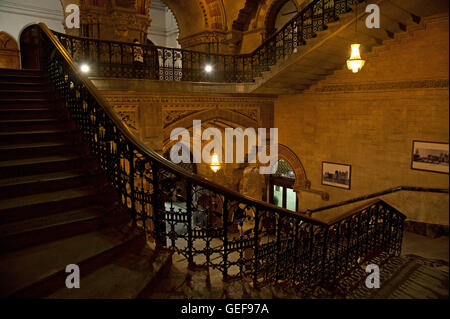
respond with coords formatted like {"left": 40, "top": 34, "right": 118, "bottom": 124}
{"left": 80, "top": 64, "right": 90, "bottom": 73}
{"left": 210, "top": 153, "right": 221, "bottom": 173}
{"left": 346, "top": 44, "right": 365, "bottom": 73}
{"left": 205, "top": 64, "right": 213, "bottom": 73}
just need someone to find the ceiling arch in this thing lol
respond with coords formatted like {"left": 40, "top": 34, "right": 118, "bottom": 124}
{"left": 253, "top": 0, "right": 307, "bottom": 31}
{"left": 158, "top": 0, "right": 227, "bottom": 39}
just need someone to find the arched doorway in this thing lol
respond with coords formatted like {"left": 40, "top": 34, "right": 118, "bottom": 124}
{"left": 19, "top": 25, "right": 43, "bottom": 70}
{"left": 0, "top": 32, "right": 20, "bottom": 69}
{"left": 148, "top": 0, "right": 180, "bottom": 48}
{"left": 269, "top": 159, "right": 298, "bottom": 211}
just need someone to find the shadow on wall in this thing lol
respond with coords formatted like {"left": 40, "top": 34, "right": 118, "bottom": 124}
{"left": 0, "top": 32, "right": 20, "bottom": 69}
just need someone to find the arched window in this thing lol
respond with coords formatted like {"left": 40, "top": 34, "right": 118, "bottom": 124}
{"left": 270, "top": 159, "right": 298, "bottom": 211}
{"left": 0, "top": 32, "right": 20, "bottom": 69}
{"left": 274, "top": 0, "right": 298, "bottom": 32}
{"left": 266, "top": 0, "right": 298, "bottom": 37}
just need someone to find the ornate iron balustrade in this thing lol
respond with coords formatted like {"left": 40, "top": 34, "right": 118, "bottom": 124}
{"left": 52, "top": 0, "right": 362, "bottom": 83}
{"left": 38, "top": 22, "right": 408, "bottom": 292}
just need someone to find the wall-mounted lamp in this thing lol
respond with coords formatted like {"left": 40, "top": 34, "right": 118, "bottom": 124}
{"left": 80, "top": 63, "right": 90, "bottom": 73}
{"left": 204, "top": 64, "right": 213, "bottom": 73}
{"left": 210, "top": 153, "right": 221, "bottom": 173}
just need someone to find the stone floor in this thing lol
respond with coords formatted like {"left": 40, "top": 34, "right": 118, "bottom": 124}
{"left": 144, "top": 231, "right": 449, "bottom": 299}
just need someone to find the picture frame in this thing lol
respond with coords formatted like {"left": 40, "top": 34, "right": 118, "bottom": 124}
{"left": 411, "top": 140, "right": 449, "bottom": 174}
{"left": 322, "top": 162, "right": 351, "bottom": 190}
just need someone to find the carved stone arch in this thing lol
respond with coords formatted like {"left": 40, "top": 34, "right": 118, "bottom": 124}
{"left": 232, "top": 0, "right": 261, "bottom": 32}
{"left": 154, "top": 0, "right": 181, "bottom": 31}
{"left": 0, "top": 32, "right": 20, "bottom": 69}
{"left": 277, "top": 144, "right": 310, "bottom": 190}
{"left": 159, "top": 0, "right": 208, "bottom": 39}
{"left": 264, "top": 0, "right": 299, "bottom": 37}
{"left": 253, "top": 0, "right": 306, "bottom": 37}
{"left": 201, "top": 0, "right": 227, "bottom": 31}
{"left": 163, "top": 108, "right": 258, "bottom": 139}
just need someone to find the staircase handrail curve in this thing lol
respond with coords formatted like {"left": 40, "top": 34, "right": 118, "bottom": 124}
{"left": 50, "top": 0, "right": 359, "bottom": 57}
{"left": 308, "top": 186, "right": 449, "bottom": 225}
{"left": 50, "top": 0, "right": 364, "bottom": 83}
{"left": 38, "top": 20, "right": 408, "bottom": 290}
{"left": 38, "top": 22, "right": 325, "bottom": 226}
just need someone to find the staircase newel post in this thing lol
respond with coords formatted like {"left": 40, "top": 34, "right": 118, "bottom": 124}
{"left": 299, "top": 15, "right": 304, "bottom": 45}
{"left": 333, "top": 224, "right": 340, "bottom": 281}
{"left": 152, "top": 164, "right": 166, "bottom": 248}
{"left": 186, "top": 181, "right": 194, "bottom": 267}
{"left": 292, "top": 219, "right": 299, "bottom": 284}
{"left": 222, "top": 196, "right": 229, "bottom": 280}
{"left": 321, "top": 226, "right": 329, "bottom": 283}
{"left": 252, "top": 207, "right": 260, "bottom": 288}
{"left": 275, "top": 214, "right": 282, "bottom": 282}
{"left": 96, "top": 39, "right": 101, "bottom": 77}
{"left": 322, "top": 0, "right": 325, "bottom": 29}
{"left": 128, "top": 147, "right": 137, "bottom": 225}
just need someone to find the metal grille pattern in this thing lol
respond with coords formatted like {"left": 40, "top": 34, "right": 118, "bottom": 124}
{"left": 52, "top": 0, "right": 362, "bottom": 83}
{"left": 39, "top": 15, "right": 407, "bottom": 292}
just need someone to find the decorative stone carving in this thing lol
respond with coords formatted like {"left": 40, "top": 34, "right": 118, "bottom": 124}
{"left": 163, "top": 110, "right": 200, "bottom": 127}
{"left": 115, "top": 110, "right": 138, "bottom": 130}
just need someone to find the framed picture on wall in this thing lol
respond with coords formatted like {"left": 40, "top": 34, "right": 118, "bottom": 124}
{"left": 411, "top": 141, "right": 449, "bottom": 174}
{"left": 322, "top": 162, "right": 351, "bottom": 190}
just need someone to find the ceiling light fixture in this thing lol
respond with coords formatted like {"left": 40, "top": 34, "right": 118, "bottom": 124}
{"left": 210, "top": 153, "right": 221, "bottom": 173}
{"left": 346, "top": 3, "right": 365, "bottom": 73}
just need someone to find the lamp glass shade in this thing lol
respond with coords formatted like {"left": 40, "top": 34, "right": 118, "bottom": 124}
{"left": 210, "top": 154, "right": 221, "bottom": 172}
{"left": 346, "top": 44, "right": 365, "bottom": 73}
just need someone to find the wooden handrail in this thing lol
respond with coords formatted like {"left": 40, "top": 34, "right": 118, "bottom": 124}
{"left": 306, "top": 186, "right": 449, "bottom": 225}
{"left": 38, "top": 22, "right": 327, "bottom": 226}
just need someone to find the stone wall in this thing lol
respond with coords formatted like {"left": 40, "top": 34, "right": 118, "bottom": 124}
{"left": 101, "top": 91, "right": 275, "bottom": 195}
{"left": 274, "top": 14, "right": 449, "bottom": 225}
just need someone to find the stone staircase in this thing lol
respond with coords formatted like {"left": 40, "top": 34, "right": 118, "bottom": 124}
{"left": 0, "top": 68, "right": 172, "bottom": 298}
{"left": 250, "top": 0, "right": 449, "bottom": 94}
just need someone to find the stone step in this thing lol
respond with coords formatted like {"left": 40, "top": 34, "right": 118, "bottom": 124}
{"left": 0, "top": 81, "right": 51, "bottom": 91}
{"left": 0, "top": 90, "right": 55, "bottom": 100}
{"left": 0, "top": 119, "right": 72, "bottom": 132}
{"left": 0, "top": 185, "right": 107, "bottom": 224}
{"left": 0, "top": 129, "right": 77, "bottom": 145}
{"left": 0, "top": 68, "right": 44, "bottom": 77}
{"left": 0, "top": 98, "right": 57, "bottom": 107}
{"left": 0, "top": 170, "right": 101, "bottom": 199}
{"left": 0, "top": 108, "right": 65, "bottom": 120}
{"left": 47, "top": 246, "right": 173, "bottom": 299}
{"left": 0, "top": 100, "right": 59, "bottom": 109}
{"left": 0, "top": 205, "right": 128, "bottom": 253}
{"left": 0, "top": 225, "right": 145, "bottom": 298}
{"left": 0, "top": 75, "right": 46, "bottom": 84}
{"left": 0, "top": 154, "right": 94, "bottom": 178}
{"left": 0, "top": 142, "right": 84, "bottom": 160}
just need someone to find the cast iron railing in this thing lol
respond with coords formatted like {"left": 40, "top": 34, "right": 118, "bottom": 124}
{"left": 40, "top": 21, "right": 447, "bottom": 293}
{"left": 52, "top": 0, "right": 363, "bottom": 83}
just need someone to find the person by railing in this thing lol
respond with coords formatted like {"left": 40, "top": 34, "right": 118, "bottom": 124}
{"left": 52, "top": 0, "right": 364, "bottom": 83}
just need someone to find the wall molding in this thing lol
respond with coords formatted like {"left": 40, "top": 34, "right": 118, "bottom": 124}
{"left": 0, "top": 0, "right": 63, "bottom": 22}
{"left": 314, "top": 79, "right": 449, "bottom": 93}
